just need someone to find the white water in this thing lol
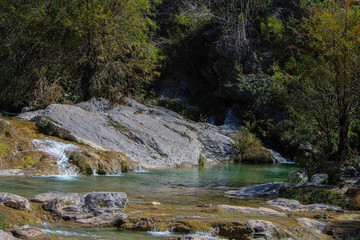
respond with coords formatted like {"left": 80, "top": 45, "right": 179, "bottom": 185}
{"left": 32, "top": 139, "right": 78, "bottom": 177}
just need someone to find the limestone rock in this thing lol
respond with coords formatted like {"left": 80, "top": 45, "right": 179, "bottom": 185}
{"left": 224, "top": 182, "right": 286, "bottom": 199}
{"left": 296, "top": 218, "right": 328, "bottom": 234}
{"left": 266, "top": 198, "right": 342, "bottom": 212}
{"left": 11, "top": 228, "right": 49, "bottom": 239}
{"left": 18, "top": 98, "right": 236, "bottom": 169}
{"left": 0, "top": 193, "right": 30, "bottom": 210}
{"left": 0, "top": 230, "right": 20, "bottom": 240}
{"left": 287, "top": 170, "right": 308, "bottom": 183}
{"left": 30, "top": 193, "right": 63, "bottom": 203}
{"left": 43, "top": 192, "right": 128, "bottom": 226}
{"left": 310, "top": 173, "right": 328, "bottom": 185}
{"left": 246, "top": 220, "right": 285, "bottom": 239}
{"left": 217, "top": 205, "right": 287, "bottom": 216}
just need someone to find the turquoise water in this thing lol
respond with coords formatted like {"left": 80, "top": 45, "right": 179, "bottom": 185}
{"left": 0, "top": 163, "right": 297, "bottom": 239}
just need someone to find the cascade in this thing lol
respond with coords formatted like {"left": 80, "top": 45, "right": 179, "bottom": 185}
{"left": 32, "top": 139, "right": 78, "bottom": 176}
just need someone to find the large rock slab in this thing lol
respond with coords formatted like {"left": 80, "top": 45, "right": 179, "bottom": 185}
{"left": 42, "top": 192, "right": 128, "bottom": 226}
{"left": 0, "top": 193, "right": 30, "bottom": 210}
{"left": 224, "top": 182, "right": 287, "bottom": 199}
{"left": 19, "top": 98, "right": 236, "bottom": 169}
{"left": 217, "top": 205, "right": 287, "bottom": 216}
{"left": 266, "top": 198, "right": 343, "bottom": 212}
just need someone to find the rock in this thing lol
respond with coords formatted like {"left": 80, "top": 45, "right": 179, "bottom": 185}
{"left": 145, "top": 202, "right": 161, "bottom": 206}
{"left": 43, "top": 192, "right": 128, "bottom": 226}
{"left": 0, "top": 230, "right": 20, "bottom": 240}
{"left": 343, "top": 228, "right": 360, "bottom": 240}
{"left": 345, "top": 166, "right": 359, "bottom": 177}
{"left": 18, "top": 98, "right": 236, "bottom": 169}
{"left": 266, "top": 198, "right": 342, "bottom": 212}
{"left": 246, "top": 220, "right": 285, "bottom": 239}
{"left": 267, "top": 149, "right": 290, "bottom": 164}
{"left": 355, "top": 161, "right": 360, "bottom": 172}
{"left": 0, "top": 169, "right": 34, "bottom": 177}
{"left": 30, "top": 193, "right": 63, "bottom": 203}
{"left": 296, "top": 218, "right": 328, "bottom": 234}
{"left": 217, "top": 205, "right": 287, "bottom": 216}
{"left": 287, "top": 170, "right": 308, "bottom": 183}
{"left": 224, "top": 182, "right": 287, "bottom": 199}
{"left": 11, "top": 228, "right": 49, "bottom": 239}
{"left": 0, "top": 193, "right": 30, "bottom": 210}
{"left": 216, "top": 222, "right": 250, "bottom": 240}
{"left": 310, "top": 173, "right": 328, "bottom": 185}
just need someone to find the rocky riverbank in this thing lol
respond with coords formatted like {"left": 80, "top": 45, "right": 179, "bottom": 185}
{"left": 0, "top": 190, "right": 359, "bottom": 240}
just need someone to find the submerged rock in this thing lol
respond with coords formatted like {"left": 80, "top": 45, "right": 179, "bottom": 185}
{"left": 11, "top": 228, "right": 49, "bottom": 239}
{"left": 266, "top": 198, "right": 343, "bottom": 212}
{"left": 19, "top": 98, "right": 236, "bottom": 169}
{"left": 42, "top": 192, "right": 128, "bottom": 226}
{"left": 0, "top": 193, "right": 30, "bottom": 210}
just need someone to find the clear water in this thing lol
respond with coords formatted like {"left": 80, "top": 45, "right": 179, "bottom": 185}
{"left": 0, "top": 163, "right": 298, "bottom": 239}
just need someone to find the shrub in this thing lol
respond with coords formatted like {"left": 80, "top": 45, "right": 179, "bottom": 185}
{"left": 232, "top": 128, "right": 273, "bottom": 163}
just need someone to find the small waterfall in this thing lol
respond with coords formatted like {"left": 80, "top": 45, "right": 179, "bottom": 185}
{"left": 32, "top": 139, "right": 78, "bottom": 176}
{"left": 267, "top": 149, "right": 294, "bottom": 164}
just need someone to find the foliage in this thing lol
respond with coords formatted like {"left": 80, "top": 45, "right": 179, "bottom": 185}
{"left": 0, "top": 0, "right": 161, "bottom": 109}
{"left": 277, "top": 0, "right": 360, "bottom": 168}
{"left": 232, "top": 126, "right": 273, "bottom": 163}
{"left": 260, "top": 16, "right": 285, "bottom": 43}
{"left": 279, "top": 187, "right": 345, "bottom": 207}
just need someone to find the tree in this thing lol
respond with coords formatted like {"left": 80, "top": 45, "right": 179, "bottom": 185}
{"left": 0, "top": 0, "right": 160, "bottom": 109}
{"left": 281, "top": 0, "right": 360, "bottom": 165}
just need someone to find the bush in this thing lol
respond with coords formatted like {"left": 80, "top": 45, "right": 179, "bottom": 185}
{"left": 232, "top": 128, "right": 273, "bottom": 163}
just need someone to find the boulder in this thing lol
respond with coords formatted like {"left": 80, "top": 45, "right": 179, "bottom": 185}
{"left": 310, "top": 173, "right": 328, "bottom": 185}
{"left": 11, "top": 228, "right": 49, "bottom": 239}
{"left": 266, "top": 198, "right": 342, "bottom": 212}
{"left": 43, "top": 192, "right": 128, "bottom": 226}
{"left": 296, "top": 218, "right": 328, "bottom": 234}
{"left": 30, "top": 193, "right": 63, "bottom": 203}
{"left": 18, "top": 98, "right": 236, "bottom": 169}
{"left": 344, "top": 166, "right": 359, "bottom": 177}
{"left": 217, "top": 205, "right": 287, "bottom": 216}
{"left": 0, "top": 193, "right": 30, "bottom": 210}
{"left": 0, "top": 230, "right": 20, "bottom": 240}
{"left": 287, "top": 170, "right": 308, "bottom": 183}
{"left": 246, "top": 220, "right": 285, "bottom": 239}
{"left": 224, "top": 182, "right": 287, "bottom": 199}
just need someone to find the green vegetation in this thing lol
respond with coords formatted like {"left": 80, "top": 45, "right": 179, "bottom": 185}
{"left": 0, "top": 0, "right": 161, "bottom": 109}
{"left": 232, "top": 127, "right": 273, "bottom": 163}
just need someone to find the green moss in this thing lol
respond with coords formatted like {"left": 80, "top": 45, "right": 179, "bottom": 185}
{"left": 69, "top": 152, "right": 93, "bottom": 175}
{"left": 121, "top": 159, "right": 129, "bottom": 172}
{"left": 0, "top": 214, "right": 9, "bottom": 230}
{"left": 0, "top": 144, "right": 9, "bottom": 157}
{"left": 23, "top": 156, "right": 35, "bottom": 167}
{"left": 0, "top": 120, "right": 8, "bottom": 135}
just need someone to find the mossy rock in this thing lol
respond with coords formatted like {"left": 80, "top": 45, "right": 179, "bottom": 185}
{"left": 214, "top": 221, "right": 250, "bottom": 240}
{"left": 170, "top": 219, "right": 210, "bottom": 234}
{"left": 69, "top": 150, "right": 137, "bottom": 175}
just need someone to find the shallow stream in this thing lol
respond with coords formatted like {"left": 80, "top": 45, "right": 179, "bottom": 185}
{"left": 0, "top": 163, "right": 298, "bottom": 239}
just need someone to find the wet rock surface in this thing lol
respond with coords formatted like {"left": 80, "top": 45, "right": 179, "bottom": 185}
{"left": 42, "top": 192, "right": 128, "bottom": 226}
{"left": 0, "top": 193, "right": 30, "bottom": 210}
{"left": 18, "top": 98, "right": 236, "bottom": 169}
{"left": 10, "top": 228, "right": 50, "bottom": 239}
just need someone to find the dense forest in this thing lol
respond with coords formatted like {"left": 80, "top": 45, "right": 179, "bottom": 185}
{"left": 1, "top": 0, "right": 360, "bottom": 182}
